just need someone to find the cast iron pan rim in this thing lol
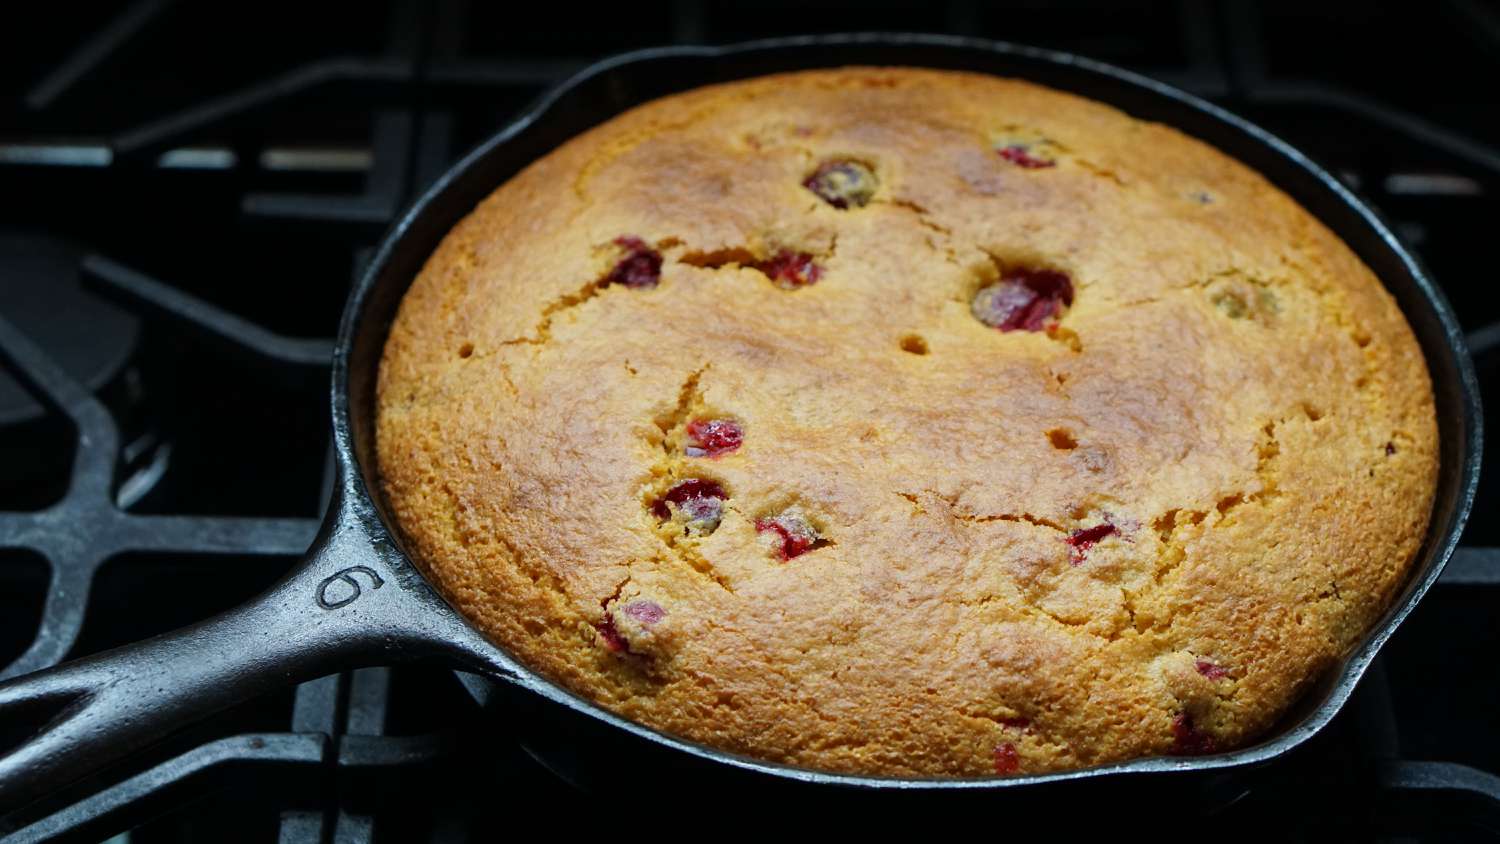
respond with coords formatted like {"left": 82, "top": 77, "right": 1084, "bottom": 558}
{"left": 332, "top": 33, "right": 1482, "bottom": 789}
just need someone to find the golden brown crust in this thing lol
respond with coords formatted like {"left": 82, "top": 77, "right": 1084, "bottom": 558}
{"left": 375, "top": 67, "right": 1438, "bottom": 776}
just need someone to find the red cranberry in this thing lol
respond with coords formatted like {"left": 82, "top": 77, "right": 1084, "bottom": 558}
{"left": 999, "top": 717, "right": 1031, "bottom": 731}
{"left": 623, "top": 600, "right": 666, "bottom": 625}
{"left": 685, "top": 418, "right": 744, "bottom": 458}
{"left": 1065, "top": 522, "right": 1117, "bottom": 565}
{"left": 997, "top": 144, "right": 1056, "bottom": 169}
{"left": 803, "top": 160, "right": 878, "bottom": 209}
{"left": 756, "top": 250, "right": 822, "bottom": 290}
{"left": 971, "top": 268, "right": 1074, "bottom": 332}
{"left": 594, "top": 616, "right": 629, "bottom": 653}
{"left": 1171, "top": 713, "right": 1217, "bottom": 756}
{"left": 755, "top": 508, "right": 823, "bottom": 560}
{"left": 1385, "top": 442, "right": 1397, "bottom": 456}
{"left": 603, "top": 236, "right": 662, "bottom": 289}
{"left": 652, "top": 478, "right": 727, "bottom": 535}
{"left": 1195, "top": 660, "right": 1230, "bottom": 681}
{"left": 993, "top": 743, "right": 1021, "bottom": 774}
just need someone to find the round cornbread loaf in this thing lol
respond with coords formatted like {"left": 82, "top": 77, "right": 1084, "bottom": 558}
{"left": 375, "top": 67, "right": 1438, "bottom": 777}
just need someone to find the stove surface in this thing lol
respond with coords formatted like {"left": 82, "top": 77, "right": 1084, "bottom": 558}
{"left": 2, "top": 2, "right": 1498, "bottom": 840}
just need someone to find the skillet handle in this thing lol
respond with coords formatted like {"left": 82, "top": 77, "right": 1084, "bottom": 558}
{"left": 0, "top": 499, "right": 490, "bottom": 816}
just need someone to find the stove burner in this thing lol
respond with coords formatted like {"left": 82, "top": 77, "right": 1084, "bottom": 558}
{"left": 0, "top": 233, "right": 146, "bottom": 510}
{"left": 0, "top": 233, "right": 137, "bottom": 427}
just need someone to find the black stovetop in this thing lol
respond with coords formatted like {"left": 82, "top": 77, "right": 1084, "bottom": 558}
{"left": 1, "top": 2, "right": 1498, "bottom": 840}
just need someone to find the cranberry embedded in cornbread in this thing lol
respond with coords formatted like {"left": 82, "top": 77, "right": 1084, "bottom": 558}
{"left": 624, "top": 600, "right": 666, "bottom": 625}
{"left": 993, "top": 743, "right": 1021, "bottom": 774}
{"left": 803, "top": 159, "right": 877, "bottom": 208}
{"left": 755, "top": 508, "right": 823, "bottom": 560}
{"left": 756, "top": 250, "right": 823, "bottom": 290}
{"left": 998, "top": 144, "right": 1055, "bottom": 169}
{"left": 685, "top": 418, "right": 744, "bottom": 458}
{"left": 594, "top": 615, "right": 629, "bottom": 653}
{"left": 1171, "top": 713, "right": 1217, "bottom": 755}
{"left": 653, "top": 478, "right": 727, "bottom": 535}
{"left": 971, "top": 268, "right": 1074, "bottom": 332}
{"left": 604, "top": 236, "right": 663, "bottom": 289}
{"left": 1195, "top": 660, "right": 1230, "bottom": 680}
{"left": 1066, "top": 522, "right": 1116, "bottom": 565}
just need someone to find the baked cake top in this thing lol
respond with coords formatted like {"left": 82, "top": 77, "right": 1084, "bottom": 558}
{"left": 376, "top": 67, "right": 1437, "bottom": 777}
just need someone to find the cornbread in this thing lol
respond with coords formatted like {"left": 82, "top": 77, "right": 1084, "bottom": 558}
{"left": 375, "top": 67, "right": 1438, "bottom": 777}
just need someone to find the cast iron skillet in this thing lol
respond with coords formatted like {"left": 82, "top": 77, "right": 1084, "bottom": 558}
{"left": 0, "top": 34, "right": 1481, "bottom": 813}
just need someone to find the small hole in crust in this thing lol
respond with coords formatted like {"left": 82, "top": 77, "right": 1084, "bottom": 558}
{"left": 899, "top": 334, "right": 929, "bottom": 355}
{"left": 1047, "top": 428, "right": 1078, "bottom": 450}
{"left": 458, "top": 342, "right": 474, "bottom": 358}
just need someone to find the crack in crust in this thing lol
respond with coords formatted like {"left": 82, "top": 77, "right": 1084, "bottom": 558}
{"left": 502, "top": 233, "right": 842, "bottom": 349}
{"left": 958, "top": 509, "right": 1067, "bottom": 533}
{"left": 905, "top": 487, "right": 1067, "bottom": 533}
{"left": 680, "top": 237, "right": 838, "bottom": 288}
{"left": 642, "top": 367, "right": 735, "bottom": 594}
{"left": 878, "top": 197, "right": 954, "bottom": 236}
{"left": 500, "top": 276, "right": 607, "bottom": 347}
{"left": 654, "top": 366, "right": 708, "bottom": 449}
{"left": 502, "top": 237, "right": 672, "bottom": 346}
{"left": 912, "top": 411, "right": 1289, "bottom": 645}
{"left": 1127, "top": 415, "right": 1287, "bottom": 634}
